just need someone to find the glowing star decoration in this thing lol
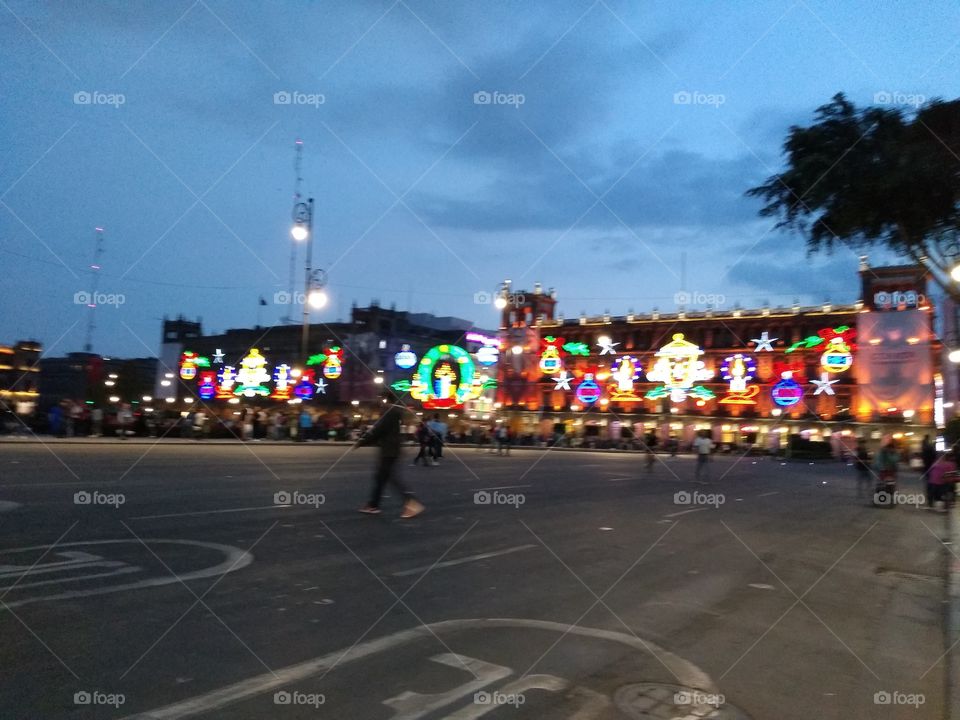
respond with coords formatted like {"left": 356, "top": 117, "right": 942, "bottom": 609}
{"left": 771, "top": 370, "right": 804, "bottom": 407}
{"left": 271, "top": 364, "right": 293, "bottom": 400}
{"left": 553, "top": 369, "right": 573, "bottom": 391}
{"left": 394, "top": 344, "right": 480, "bottom": 409}
{"left": 395, "top": 345, "right": 417, "bottom": 370}
{"left": 644, "top": 333, "right": 714, "bottom": 402}
{"left": 294, "top": 370, "right": 316, "bottom": 399}
{"left": 322, "top": 347, "right": 343, "bottom": 380}
{"left": 234, "top": 349, "right": 271, "bottom": 398}
{"left": 179, "top": 351, "right": 200, "bottom": 380}
{"left": 597, "top": 336, "right": 620, "bottom": 355}
{"left": 562, "top": 342, "right": 590, "bottom": 357}
{"left": 575, "top": 373, "right": 602, "bottom": 405}
{"left": 216, "top": 365, "right": 237, "bottom": 399}
{"left": 609, "top": 355, "right": 643, "bottom": 402}
{"left": 539, "top": 336, "right": 565, "bottom": 374}
{"left": 811, "top": 372, "right": 839, "bottom": 396}
{"left": 197, "top": 371, "right": 217, "bottom": 401}
{"left": 719, "top": 353, "right": 759, "bottom": 405}
{"left": 751, "top": 331, "right": 778, "bottom": 352}
{"left": 313, "top": 377, "right": 328, "bottom": 395}
{"left": 212, "top": 348, "right": 225, "bottom": 364}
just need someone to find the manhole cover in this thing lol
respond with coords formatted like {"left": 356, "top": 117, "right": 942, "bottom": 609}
{"left": 614, "top": 683, "right": 752, "bottom": 719}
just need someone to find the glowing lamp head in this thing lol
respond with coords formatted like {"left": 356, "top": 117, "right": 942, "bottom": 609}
{"left": 950, "top": 349, "right": 960, "bottom": 364}
{"left": 307, "top": 289, "right": 327, "bottom": 309}
{"left": 494, "top": 296, "right": 508, "bottom": 310}
{"left": 511, "top": 345, "right": 523, "bottom": 355}
{"left": 952, "top": 265, "right": 960, "bottom": 282}
{"left": 291, "top": 224, "right": 309, "bottom": 241}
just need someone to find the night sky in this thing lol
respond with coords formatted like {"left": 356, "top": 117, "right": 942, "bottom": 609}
{"left": 2, "top": 1, "right": 958, "bottom": 357}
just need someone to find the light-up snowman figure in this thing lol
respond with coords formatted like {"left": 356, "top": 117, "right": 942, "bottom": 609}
{"left": 645, "top": 333, "right": 714, "bottom": 402}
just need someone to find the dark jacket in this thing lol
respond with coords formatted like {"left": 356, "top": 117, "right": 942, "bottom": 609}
{"left": 360, "top": 404, "right": 404, "bottom": 458}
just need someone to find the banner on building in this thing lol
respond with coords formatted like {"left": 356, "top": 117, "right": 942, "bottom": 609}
{"left": 856, "top": 309, "right": 933, "bottom": 419}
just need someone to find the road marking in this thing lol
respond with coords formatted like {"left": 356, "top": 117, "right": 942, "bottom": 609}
{"left": 748, "top": 583, "right": 776, "bottom": 590}
{"left": 0, "top": 501, "right": 21, "bottom": 512}
{"left": 469, "top": 485, "right": 532, "bottom": 492}
{"left": 119, "top": 618, "right": 718, "bottom": 719}
{"left": 392, "top": 545, "right": 538, "bottom": 577}
{"left": 758, "top": 491, "right": 779, "bottom": 497}
{"left": 130, "top": 505, "right": 295, "bottom": 520}
{"left": 606, "top": 477, "right": 632, "bottom": 482}
{"left": 0, "top": 539, "right": 252, "bottom": 610}
{"left": 663, "top": 507, "right": 709, "bottom": 518}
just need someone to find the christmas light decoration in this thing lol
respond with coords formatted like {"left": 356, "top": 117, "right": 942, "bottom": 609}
{"left": 179, "top": 351, "right": 201, "bottom": 380}
{"left": 476, "top": 345, "right": 499, "bottom": 365}
{"left": 306, "top": 353, "right": 327, "bottom": 366}
{"left": 212, "top": 348, "right": 225, "bottom": 364}
{"left": 609, "top": 355, "right": 643, "bottom": 402}
{"left": 395, "top": 344, "right": 417, "bottom": 369}
{"left": 597, "top": 336, "right": 620, "bottom": 355}
{"left": 271, "top": 364, "right": 293, "bottom": 400}
{"left": 644, "top": 333, "right": 714, "bottom": 402}
{"left": 575, "top": 373, "right": 601, "bottom": 405}
{"left": 392, "top": 344, "right": 480, "bottom": 409}
{"left": 539, "top": 336, "right": 565, "bottom": 374}
{"left": 294, "top": 370, "right": 317, "bottom": 399}
{"left": 751, "top": 331, "right": 778, "bottom": 352}
{"left": 772, "top": 370, "right": 804, "bottom": 407}
{"left": 719, "top": 353, "right": 759, "bottom": 405}
{"left": 197, "top": 371, "right": 217, "bottom": 401}
{"left": 322, "top": 346, "right": 343, "bottom": 380}
{"left": 234, "top": 349, "right": 271, "bottom": 398}
{"left": 811, "top": 372, "right": 838, "bottom": 395}
{"left": 313, "top": 376, "right": 328, "bottom": 395}
{"left": 562, "top": 342, "right": 590, "bottom": 356}
{"left": 216, "top": 365, "right": 237, "bottom": 399}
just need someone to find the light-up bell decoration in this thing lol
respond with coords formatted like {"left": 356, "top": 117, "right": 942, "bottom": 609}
{"left": 539, "top": 336, "right": 564, "bottom": 374}
{"left": 644, "top": 333, "right": 714, "bottom": 402}
{"left": 820, "top": 335, "right": 853, "bottom": 373}
{"left": 719, "top": 353, "right": 759, "bottom": 405}
{"left": 323, "top": 346, "right": 344, "bottom": 380}
{"left": 609, "top": 355, "right": 643, "bottom": 402}
{"left": 180, "top": 351, "right": 200, "bottom": 380}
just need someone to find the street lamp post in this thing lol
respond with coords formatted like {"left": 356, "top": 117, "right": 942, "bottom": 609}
{"left": 292, "top": 198, "right": 315, "bottom": 359}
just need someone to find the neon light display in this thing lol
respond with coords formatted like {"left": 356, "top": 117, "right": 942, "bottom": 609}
{"left": 395, "top": 344, "right": 417, "bottom": 369}
{"left": 216, "top": 365, "right": 236, "bottom": 399}
{"left": 772, "top": 371, "right": 804, "bottom": 407}
{"left": 271, "top": 364, "right": 293, "bottom": 400}
{"left": 811, "top": 372, "right": 838, "bottom": 396}
{"left": 314, "top": 377, "right": 328, "bottom": 395}
{"left": 820, "top": 333, "right": 854, "bottom": 373}
{"left": 294, "top": 370, "right": 317, "bottom": 399}
{"left": 197, "top": 371, "right": 217, "bottom": 401}
{"left": 553, "top": 369, "right": 573, "bottom": 391}
{"left": 234, "top": 349, "right": 271, "bottom": 398}
{"left": 597, "top": 336, "right": 620, "bottom": 355}
{"left": 644, "top": 333, "right": 714, "bottom": 402}
{"left": 323, "top": 346, "right": 343, "bottom": 380}
{"left": 213, "top": 349, "right": 225, "bottom": 364}
{"left": 180, "top": 351, "right": 200, "bottom": 380}
{"left": 563, "top": 342, "right": 590, "bottom": 356}
{"left": 719, "top": 353, "right": 759, "bottom": 405}
{"left": 466, "top": 332, "right": 500, "bottom": 346}
{"left": 609, "top": 355, "right": 643, "bottom": 402}
{"left": 306, "top": 353, "right": 327, "bottom": 366}
{"left": 476, "top": 345, "right": 499, "bottom": 366}
{"left": 391, "top": 344, "right": 483, "bottom": 409}
{"left": 575, "top": 373, "right": 601, "bottom": 405}
{"left": 751, "top": 331, "right": 778, "bottom": 352}
{"left": 539, "top": 336, "right": 564, "bottom": 374}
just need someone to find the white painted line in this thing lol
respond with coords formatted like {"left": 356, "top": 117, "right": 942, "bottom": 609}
{"left": 606, "top": 477, "right": 632, "bottom": 482}
{"left": 119, "top": 618, "right": 718, "bottom": 720}
{"left": 758, "top": 491, "right": 779, "bottom": 497}
{"left": 748, "top": 583, "right": 776, "bottom": 590}
{"left": 469, "top": 485, "right": 532, "bottom": 492}
{"left": 0, "top": 539, "right": 252, "bottom": 610}
{"left": 663, "top": 507, "right": 709, "bottom": 518}
{"left": 130, "top": 505, "right": 294, "bottom": 520}
{"left": 0, "top": 501, "right": 21, "bottom": 512}
{"left": 392, "top": 545, "right": 538, "bottom": 577}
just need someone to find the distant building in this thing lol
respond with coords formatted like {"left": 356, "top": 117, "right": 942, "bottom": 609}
{"left": 0, "top": 339, "right": 41, "bottom": 413}
{"left": 39, "top": 353, "right": 157, "bottom": 410}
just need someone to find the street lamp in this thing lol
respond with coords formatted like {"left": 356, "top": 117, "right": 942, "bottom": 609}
{"left": 291, "top": 197, "right": 319, "bottom": 359}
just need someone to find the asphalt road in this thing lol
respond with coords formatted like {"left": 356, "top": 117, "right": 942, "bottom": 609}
{"left": 0, "top": 440, "right": 952, "bottom": 719}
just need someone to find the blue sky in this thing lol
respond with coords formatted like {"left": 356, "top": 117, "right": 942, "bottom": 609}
{"left": 2, "top": 0, "right": 958, "bottom": 356}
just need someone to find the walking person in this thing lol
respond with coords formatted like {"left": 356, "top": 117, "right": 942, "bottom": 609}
{"left": 358, "top": 389, "right": 424, "bottom": 518}
{"left": 427, "top": 413, "right": 446, "bottom": 464}
{"left": 854, "top": 439, "right": 871, "bottom": 498}
{"left": 927, "top": 451, "right": 958, "bottom": 511}
{"left": 117, "top": 403, "right": 133, "bottom": 440}
{"left": 873, "top": 434, "right": 900, "bottom": 506}
{"left": 693, "top": 430, "right": 714, "bottom": 481}
{"left": 412, "top": 421, "right": 431, "bottom": 466}
{"left": 298, "top": 407, "right": 313, "bottom": 442}
{"left": 921, "top": 434, "right": 937, "bottom": 507}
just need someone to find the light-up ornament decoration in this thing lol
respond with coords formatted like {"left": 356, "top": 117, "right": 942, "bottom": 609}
{"left": 197, "top": 371, "right": 217, "bottom": 401}
{"left": 597, "top": 336, "right": 620, "bottom": 355}
{"left": 294, "top": 369, "right": 317, "bottom": 400}
{"left": 719, "top": 353, "right": 759, "bottom": 405}
{"left": 306, "top": 353, "right": 326, "bottom": 367}
{"left": 771, "top": 370, "right": 804, "bottom": 407}
{"left": 751, "top": 331, "right": 778, "bottom": 352}
{"left": 811, "top": 372, "right": 839, "bottom": 396}
{"left": 216, "top": 365, "right": 237, "bottom": 399}
{"left": 575, "top": 373, "right": 601, "bottom": 405}
{"left": 179, "top": 351, "right": 206, "bottom": 380}
{"left": 539, "top": 336, "right": 565, "bottom": 374}
{"left": 785, "top": 325, "right": 856, "bottom": 374}
{"left": 391, "top": 344, "right": 490, "bottom": 409}
{"left": 234, "top": 349, "right": 271, "bottom": 398}
{"left": 322, "top": 346, "right": 343, "bottom": 380}
{"left": 644, "top": 333, "right": 715, "bottom": 402}
{"left": 271, "top": 364, "right": 293, "bottom": 400}
{"left": 476, "top": 345, "right": 499, "bottom": 366}
{"left": 395, "top": 344, "right": 417, "bottom": 370}
{"left": 609, "top": 355, "right": 643, "bottom": 402}
{"left": 553, "top": 369, "right": 573, "bottom": 391}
